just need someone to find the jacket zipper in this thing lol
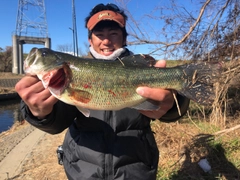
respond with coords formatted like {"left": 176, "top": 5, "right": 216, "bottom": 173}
{"left": 104, "top": 111, "right": 114, "bottom": 180}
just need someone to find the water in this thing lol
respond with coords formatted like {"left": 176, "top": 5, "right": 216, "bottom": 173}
{"left": 0, "top": 98, "right": 23, "bottom": 133}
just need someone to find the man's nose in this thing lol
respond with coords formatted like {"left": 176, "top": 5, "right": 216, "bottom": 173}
{"left": 102, "top": 37, "right": 111, "bottom": 45}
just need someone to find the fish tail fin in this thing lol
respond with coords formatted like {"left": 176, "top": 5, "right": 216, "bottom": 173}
{"left": 178, "top": 62, "right": 221, "bottom": 105}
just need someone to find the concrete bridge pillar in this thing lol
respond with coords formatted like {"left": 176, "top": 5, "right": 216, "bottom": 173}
{"left": 45, "top": 38, "right": 51, "bottom": 49}
{"left": 12, "top": 35, "right": 19, "bottom": 74}
{"left": 19, "top": 43, "right": 23, "bottom": 74}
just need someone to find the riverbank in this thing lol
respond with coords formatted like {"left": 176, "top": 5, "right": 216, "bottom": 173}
{"left": 0, "top": 121, "right": 67, "bottom": 180}
{"left": 0, "top": 72, "right": 67, "bottom": 179}
{"left": 1, "top": 118, "right": 240, "bottom": 179}
{"left": 0, "top": 72, "right": 23, "bottom": 100}
{"left": 0, "top": 96, "right": 22, "bottom": 133}
{"left": 0, "top": 92, "right": 19, "bottom": 100}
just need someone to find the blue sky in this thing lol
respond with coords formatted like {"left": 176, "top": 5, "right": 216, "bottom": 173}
{"left": 0, "top": 0, "right": 194, "bottom": 58}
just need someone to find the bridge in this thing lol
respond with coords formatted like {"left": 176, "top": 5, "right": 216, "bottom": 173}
{"left": 12, "top": 0, "right": 78, "bottom": 74}
{"left": 12, "top": 0, "right": 50, "bottom": 74}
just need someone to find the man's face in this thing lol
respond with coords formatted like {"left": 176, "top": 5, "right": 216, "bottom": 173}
{"left": 89, "top": 27, "right": 126, "bottom": 56}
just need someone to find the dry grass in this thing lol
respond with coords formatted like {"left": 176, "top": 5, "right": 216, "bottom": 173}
{"left": 210, "top": 59, "right": 240, "bottom": 127}
{"left": 152, "top": 118, "right": 240, "bottom": 180}
{"left": 154, "top": 59, "right": 240, "bottom": 179}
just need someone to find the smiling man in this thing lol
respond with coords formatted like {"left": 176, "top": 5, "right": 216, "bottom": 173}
{"left": 15, "top": 3, "right": 190, "bottom": 180}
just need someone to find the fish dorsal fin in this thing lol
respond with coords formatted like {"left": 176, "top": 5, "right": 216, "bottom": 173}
{"left": 119, "top": 54, "right": 156, "bottom": 67}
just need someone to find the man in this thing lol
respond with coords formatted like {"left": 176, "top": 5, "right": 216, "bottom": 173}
{"left": 15, "top": 3, "right": 189, "bottom": 180}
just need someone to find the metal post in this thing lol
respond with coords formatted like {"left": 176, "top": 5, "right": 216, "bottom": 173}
{"left": 72, "top": 0, "right": 78, "bottom": 56}
{"left": 69, "top": 27, "right": 75, "bottom": 55}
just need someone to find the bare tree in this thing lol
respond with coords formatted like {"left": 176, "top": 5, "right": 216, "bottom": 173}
{"left": 56, "top": 43, "right": 88, "bottom": 57}
{"left": 115, "top": 0, "right": 240, "bottom": 125}
{"left": 77, "top": 42, "right": 89, "bottom": 57}
{"left": 0, "top": 46, "right": 13, "bottom": 72}
{"left": 115, "top": 0, "right": 239, "bottom": 61}
{"left": 56, "top": 43, "right": 73, "bottom": 54}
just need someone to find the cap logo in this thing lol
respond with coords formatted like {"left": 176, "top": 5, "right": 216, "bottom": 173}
{"left": 98, "top": 12, "right": 111, "bottom": 19}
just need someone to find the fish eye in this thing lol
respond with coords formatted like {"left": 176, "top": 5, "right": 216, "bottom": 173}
{"left": 42, "top": 50, "right": 48, "bottom": 57}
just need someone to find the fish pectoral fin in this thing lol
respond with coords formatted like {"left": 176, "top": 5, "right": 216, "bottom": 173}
{"left": 132, "top": 99, "right": 161, "bottom": 110}
{"left": 68, "top": 88, "right": 92, "bottom": 103}
{"left": 76, "top": 106, "right": 90, "bottom": 117}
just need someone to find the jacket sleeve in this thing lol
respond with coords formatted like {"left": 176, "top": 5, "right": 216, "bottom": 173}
{"left": 159, "top": 94, "right": 190, "bottom": 123}
{"left": 20, "top": 100, "right": 80, "bottom": 134}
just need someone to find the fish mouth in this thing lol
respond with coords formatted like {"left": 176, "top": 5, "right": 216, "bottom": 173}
{"left": 42, "top": 64, "right": 72, "bottom": 95}
{"left": 47, "top": 68, "right": 66, "bottom": 89}
{"left": 24, "top": 48, "right": 38, "bottom": 73}
{"left": 24, "top": 48, "right": 63, "bottom": 74}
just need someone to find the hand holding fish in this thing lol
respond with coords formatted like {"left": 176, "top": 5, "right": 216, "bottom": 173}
{"left": 20, "top": 48, "right": 221, "bottom": 118}
{"left": 136, "top": 60, "right": 175, "bottom": 119}
{"left": 15, "top": 75, "right": 58, "bottom": 119}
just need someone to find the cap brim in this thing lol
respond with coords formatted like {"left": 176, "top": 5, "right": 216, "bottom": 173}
{"left": 87, "top": 10, "right": 125, "bottom": 30}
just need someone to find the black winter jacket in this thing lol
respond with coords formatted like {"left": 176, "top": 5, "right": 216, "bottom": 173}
{"left": 21, "top": 96, "right": 189, "bottom": 180}
{"left": 22, "top": 102, "right": 160, "bottom": 180}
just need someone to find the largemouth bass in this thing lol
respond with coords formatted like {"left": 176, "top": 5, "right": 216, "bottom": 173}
{"left": 24, "top": 48, "right": 221, "bottom": 117}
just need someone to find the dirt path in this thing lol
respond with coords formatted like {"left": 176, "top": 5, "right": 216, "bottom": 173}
{"left": 0, "top": 128, "right": 45, "bottom": 179}
{"left": 0, "top": 122, "right": 67, "bottom": 180}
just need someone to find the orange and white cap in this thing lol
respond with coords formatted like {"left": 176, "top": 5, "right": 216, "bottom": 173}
{"left": 87, "top": 10, "right": 125, "bottom": 30}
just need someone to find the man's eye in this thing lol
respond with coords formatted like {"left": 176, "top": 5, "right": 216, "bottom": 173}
{"left": 96, "top": 34, "right": 103, "bottom": 37}
{"left": 110, "top": 32, "right": 118, "bottom": 36}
